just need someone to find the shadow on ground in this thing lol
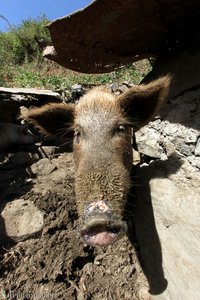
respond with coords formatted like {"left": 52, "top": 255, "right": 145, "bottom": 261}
{"left": 0, "top": 148, "right": 35, "bottom": 251}
{"left": 127, "top": 154, "right": 183, "bottom": 295}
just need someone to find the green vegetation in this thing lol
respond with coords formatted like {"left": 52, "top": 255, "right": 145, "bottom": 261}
{"left": 0, "top": 16, "right": 151, "bottom": 90}
{"left": 0, "top": 15, "right": 49, "bottom": 65}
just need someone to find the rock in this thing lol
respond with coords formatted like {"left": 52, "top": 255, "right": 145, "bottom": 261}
{"left": 136, "top": 122, "right": 163, "bottom": 158}
{"left": 30, "top": 158, "right": 57, "bottom": 176}
{"left": 0, "top": 199, "right": 44, "bottom": 242}
{"left": 118, "top": 84, "right": 129, "bottom": 93}
{"left": 71, "top": 84, "right": 84, "bottom": 94}
{"left": 135, "top": 162, "right": 200, "bottom": 300}
{"left": 195, "top": 138, "right": 200, "bottom": 156}
{"left": 71, "top": 84, "right": 85, "bottom": 101}
{"left": 133, "top": 150, "right": 140, "bottom": 165}
{"left": 135, "top": 89, "right": 200, "bottom": 167}
{"left": 71, "top": 84, "right": 83, "bottom": 92}
{"left": 187, "top": 156, "right": 200, "bottom": 169}
{"left": 110, "top": 82, "right": 130, "bottom": 95}
{"left": 0, "top": 87, "right": 61, "bottom": 98}
{"left": 110, "top": 82, "right": 119, "bottom": 93}
{"left": 38, "top": 146, "right": 59, "bottom": 158}
{"left": 173, "top": 137, "right": 194, "bottom": 156}
{"left": 122, "top": 80, "right": 132, "bottom": 87}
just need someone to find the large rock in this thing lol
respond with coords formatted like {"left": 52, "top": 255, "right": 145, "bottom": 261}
{"left": 135, "top": 160, "right": 200, "bottom": 300}
{"left": 136, "top": 87, "right": 200, "bottom": 173}
{"left": 0, "top": 199, "right": 44, "bottom": 242}
{"left": 30, "top": 158, "right": 57, "bottom": 176}
{"left": 136, "top": 43, "right": 200, "bottom": 164}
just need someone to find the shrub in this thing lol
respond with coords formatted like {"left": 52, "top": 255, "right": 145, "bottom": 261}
{"left": 0, "top": 15, "right": 50, "bottom": 66}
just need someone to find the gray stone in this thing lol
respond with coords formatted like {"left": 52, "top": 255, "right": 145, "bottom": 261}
{"left": 136, "top": 125, "right": 163, "bottom": 158}
{"left": 71, "top": 84, "right": 85, "bottom": 101}
{"left": 122, "top": 80, "right": 132, "bottom": 87}
{"left": 30, "top": 158, "right": 57, "bottom": 176}
{"left": 71, "top": 84, "right": 83, "bottom": 92}
{"left": 38, "top": 146, "right": 59, "bottom": 158}
{"left": 187, "top": 156, "right": 200, "bottom": 169}
{"left": 110, "top": 82, "right": 119, "bottom": 93}
{"left": 1, "top": 199, "right": 44, "bottom": 242}
{"left": 118, "top": 84, "right": 129, "bottom": 93}
{"left": 0, "top": 87, "right": 61, "bottom": 98}
{"left": 136, "top": 88, "right": 200, "bottom": 166}
{"left": 195, "top": 138, "right": 200, "bottom": 156}
{"left": 174, "top": 138, "right": 194, "bottom": 156}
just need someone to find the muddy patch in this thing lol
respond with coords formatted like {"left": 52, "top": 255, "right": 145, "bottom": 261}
{"left": 0, "top": 152, "right": 148, "bottom": 300}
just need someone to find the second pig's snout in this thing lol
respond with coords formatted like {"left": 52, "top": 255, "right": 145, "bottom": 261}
{"left": 81, "top": 200, "right": 127, "bottom": 247}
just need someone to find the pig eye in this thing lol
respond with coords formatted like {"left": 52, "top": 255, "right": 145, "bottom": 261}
{"left": 115, "top": 125, "right": 126, "bottom": 135}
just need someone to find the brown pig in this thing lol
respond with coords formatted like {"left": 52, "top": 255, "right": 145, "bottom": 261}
{"left": 0, "top": 122, "right": 37, "bottom": 151}
{"left": 21, "top": 76, "right": 170, "bottom": 246}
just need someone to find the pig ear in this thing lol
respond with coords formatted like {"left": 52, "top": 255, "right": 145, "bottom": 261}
{"left": 21, "top": 103, "right": 75, "bottom": 136}
{"left": 118, "top": 76, "right": 171, "bottom": 131}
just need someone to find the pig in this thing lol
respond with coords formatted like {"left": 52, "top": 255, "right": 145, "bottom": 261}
{"left": 21, "top": 76, "right": 170, "bottom": 246}
{"left": 0, "top": 122, "right": 37, "bottom": 151}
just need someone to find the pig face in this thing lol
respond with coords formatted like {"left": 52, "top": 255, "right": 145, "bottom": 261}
{"left": 22, "top": 76, "right": 170, "bottom": 246}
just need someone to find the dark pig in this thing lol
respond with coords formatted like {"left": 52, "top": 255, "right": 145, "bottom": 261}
{"left": 0, "top": 122, "right": 37, "bottom": 151}
{"left": 22, "top": 76, "right": 170, "bottom": 246}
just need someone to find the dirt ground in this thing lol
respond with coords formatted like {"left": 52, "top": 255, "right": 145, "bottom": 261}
{"left": 0, "top": 149, "right": 149, "bottom": 300}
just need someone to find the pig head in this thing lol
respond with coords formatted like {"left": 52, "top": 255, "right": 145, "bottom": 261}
{"left": 22, "top": 76, "right": 170, "bottom": 246}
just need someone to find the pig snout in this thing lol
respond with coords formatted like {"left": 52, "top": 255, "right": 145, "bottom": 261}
{"left": 80, "top": 200, "right": 127, "bottom": 246}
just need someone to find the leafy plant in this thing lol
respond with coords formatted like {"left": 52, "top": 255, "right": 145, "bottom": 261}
{"left": 0, "top": 15, "right": 49, "bottom": 66}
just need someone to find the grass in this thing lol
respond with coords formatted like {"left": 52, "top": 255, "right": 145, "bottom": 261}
{"left": 0, "top": 59, "right": 152, "bottom": 91}
{"left": 0, "top": 16, "right": 152, "bottom": 90}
